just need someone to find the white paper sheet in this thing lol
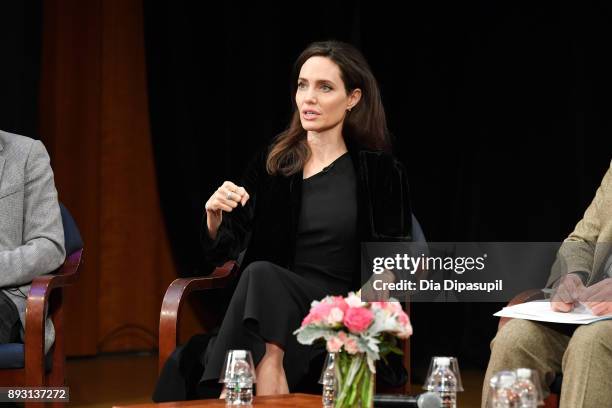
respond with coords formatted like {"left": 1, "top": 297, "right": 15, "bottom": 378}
{"left": 494, "top": 300, "right": 612, "bottom": 325}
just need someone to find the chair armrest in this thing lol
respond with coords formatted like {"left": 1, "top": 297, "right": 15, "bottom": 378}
{"left": 158, "top": 260, "right": 239, "bottom": 373}
{"left": 24, "top": 249, "right": 83, "bottom": 385}
{"left": 498, "top": 288, "right": 546, "bottom": 331}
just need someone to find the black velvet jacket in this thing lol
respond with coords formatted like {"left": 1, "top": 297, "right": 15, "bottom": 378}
{"left": 201, "top": 141, "right": 413, "bottom": 289}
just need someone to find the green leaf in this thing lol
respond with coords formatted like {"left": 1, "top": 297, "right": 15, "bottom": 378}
{"left": 388, "top": 345, "right": 403, "bottom": 355}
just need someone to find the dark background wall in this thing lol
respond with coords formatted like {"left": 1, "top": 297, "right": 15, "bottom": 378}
{"left": 143, "top": 0, "right": 611, "bottom": 376}
{"left": 0, "top": 2, "right": 42, "bottom": 137}
{"left": 1, "top": 0, "right": 610, "bottom": 378}
{"left": 145, "top": 0, "right": 611, "bottom": 274}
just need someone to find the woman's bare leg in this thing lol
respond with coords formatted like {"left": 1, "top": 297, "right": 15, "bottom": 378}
{"left": 255, "top": 342, "right": 289, "bottom": 396}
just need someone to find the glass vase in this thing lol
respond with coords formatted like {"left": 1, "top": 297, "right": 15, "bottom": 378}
{"left": 333, "top": 352, "right": 374, "bottom": 408}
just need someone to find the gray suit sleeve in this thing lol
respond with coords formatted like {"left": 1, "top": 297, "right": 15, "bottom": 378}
{"left": 0, "top": 141, "right": 66, "bottom": 287}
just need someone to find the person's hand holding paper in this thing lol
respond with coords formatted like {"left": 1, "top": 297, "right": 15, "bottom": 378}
{"left": 581, "top": 278, "right": 612, "bottom": 316}
{"left": 551, "top": 273, "right": 586, "bottom": 312}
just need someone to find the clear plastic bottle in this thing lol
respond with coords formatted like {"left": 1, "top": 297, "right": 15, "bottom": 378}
{"left": 490, "top": 371, "right": 519, "bottom": 408}
{"left": 225, "top": 380, "right": 238, "bottom": 405}
{"left": 321, "top": 360, "right": 336, "bottom": 408}
{"left": 513, "top": 368, "right": 538, "bottom": 408}
{"left": 428, "top": 357, "right": 457, "bottom": 408}
{"left": 226, "top": 360, "right": 253, "bottom": 405}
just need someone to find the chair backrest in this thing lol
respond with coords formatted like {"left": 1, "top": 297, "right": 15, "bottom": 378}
{"left": 59, "top": 203, "right": 83, "bottom": 255}
{"left": 0, "top": 204, "right": 83, "bottom": 372}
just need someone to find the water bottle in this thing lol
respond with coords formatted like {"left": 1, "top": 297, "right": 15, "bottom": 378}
{"left": 513, "top": 368, "right": 538, "bottom": 408}
{"left": 490, "top": 371, "right": 519, "bottom": 408}
{"left": 226, "top": 359, "right": 253, "bottom": 405}
{"left": 428, "top": 357, "right": 457, "bottom": 408}
{"left": 321, "top": 361, "right": 336, "bottom": 408}
{"left": 417, "top": 391, "right": 444, "bottom": 408}
{"left": 225, "top": 380, "right": 238, "bottom": 405}
{"left": 318, "top": 353, "right": 337, "bottom": 408}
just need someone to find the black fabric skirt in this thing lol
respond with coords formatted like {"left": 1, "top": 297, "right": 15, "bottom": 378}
{"left": 153, "top": 260, "right": 408, "bottom": 402}
{"left": 199, "top": 260, "right": 351, "bottom": 390}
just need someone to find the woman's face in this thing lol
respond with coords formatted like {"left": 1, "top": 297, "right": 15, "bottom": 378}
{"left": 295, "top": 56, "right": 361, "bottom": 134}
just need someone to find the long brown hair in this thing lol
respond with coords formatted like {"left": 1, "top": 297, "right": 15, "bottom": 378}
{"left": 266, "top": 41, "right": 391, "bottom": 176}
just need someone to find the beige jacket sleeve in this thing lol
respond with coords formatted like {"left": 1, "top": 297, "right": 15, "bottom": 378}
{"left": 547, "top": 160, "right": 612, "bottom": 287}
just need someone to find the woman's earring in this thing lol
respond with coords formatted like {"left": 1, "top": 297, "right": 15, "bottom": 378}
{"left": 347, "top": 107, "right": 352, "bottom": 112}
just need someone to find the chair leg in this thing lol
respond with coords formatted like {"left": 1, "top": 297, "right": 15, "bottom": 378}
{"left": 50, "top": 291, "right": 66, "bottom": 384}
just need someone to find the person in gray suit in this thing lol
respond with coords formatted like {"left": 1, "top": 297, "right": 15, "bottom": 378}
{"left": 0, "top": 129, "right": 65, "bottom": 353}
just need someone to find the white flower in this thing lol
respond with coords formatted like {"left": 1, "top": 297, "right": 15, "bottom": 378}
{"left": 345, "top": 292, "right": 366, "bottom": 308}
{"left": 326, "top": 307, "right": 344, "bottom": 325}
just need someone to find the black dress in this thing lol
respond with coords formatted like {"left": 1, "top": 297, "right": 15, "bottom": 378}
{"left": 199, "top": 152, "right": 357, "bottom": 389}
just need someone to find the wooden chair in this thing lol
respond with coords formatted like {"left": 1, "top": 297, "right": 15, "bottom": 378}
{"left": 158, "top": 215, "right": 426, "bottom": 396}
{"left": 158, "top": 259, "right": 239, "bottom": 376}
{"left": 498, "top": 289, "right": 562, "bottom": 408}
{"left": 0, "top": 204, "right": 83, "bottom": 407}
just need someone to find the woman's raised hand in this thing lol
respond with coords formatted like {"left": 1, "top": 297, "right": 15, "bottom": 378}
{"left": 205, "top": 181, "right": 250, "bottom": 239}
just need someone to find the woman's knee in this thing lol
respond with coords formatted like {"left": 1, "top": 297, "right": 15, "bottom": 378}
{"left": 242, "top": 261, "right": 286, "bottom": 280}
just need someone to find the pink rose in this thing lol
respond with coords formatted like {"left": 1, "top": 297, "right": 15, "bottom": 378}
{"left": 344, "top": 337, "right": 360, "bottom": 354}
{"left": 330, "top": 296, "right": 349, "bottom": 313}
{"left": 343, "top": 307, "right": 374, "bottom": 333}
{"left": 313, "top": 302, "right": 333, "bottom": 316}
{"left": 301, "top": 314, "right": 314, "bottom": 327}
{"left": 326, "top": 336, "right": 343, "bottom": 353}
{"left": 397, "top": 311, "right": 411, "bottom": 326}
{"left": 396, "top": 311, "right": 413, "bottom": 338}
{"left": 301, "top": 302, "right": 333, "bottom": 327}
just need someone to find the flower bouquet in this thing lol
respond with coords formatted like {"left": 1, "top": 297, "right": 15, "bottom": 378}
{"left": 293, "top": 292, "right": 413, "bottom": 408}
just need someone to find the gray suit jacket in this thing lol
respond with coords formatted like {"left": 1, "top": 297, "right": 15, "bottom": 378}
{"left": 0, "top": 130, "right": 65, "bottom": 353}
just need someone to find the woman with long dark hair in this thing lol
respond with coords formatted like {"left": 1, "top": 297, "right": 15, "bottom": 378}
{"left": 198, "top": 40, "right": 413, "bottom": 396}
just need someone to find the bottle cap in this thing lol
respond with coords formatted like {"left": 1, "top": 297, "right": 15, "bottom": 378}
{"left": 436, "top": 357, "right": 450, "bottom": 367}
{"left": 498, "top": 372, "right": 516, "bottom": 387}
{"left": 516, "top": 368, "right": 532, "bottom": 379}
